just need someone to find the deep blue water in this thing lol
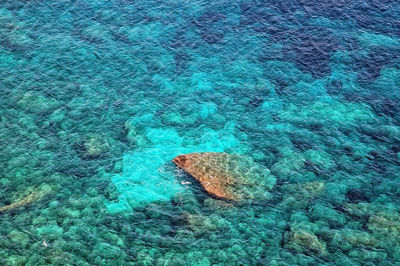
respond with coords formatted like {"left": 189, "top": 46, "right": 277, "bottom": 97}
{"left": 1, "top": 0, "right": 400, "bottom": 265}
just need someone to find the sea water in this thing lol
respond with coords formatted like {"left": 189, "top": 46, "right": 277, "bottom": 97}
{"left": 0, "top": 0, "right": 399, "bottom": 265}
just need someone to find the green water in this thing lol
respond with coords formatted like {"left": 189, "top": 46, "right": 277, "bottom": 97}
{"left": 1, "top": 0, "right": 400, "bottom": 265}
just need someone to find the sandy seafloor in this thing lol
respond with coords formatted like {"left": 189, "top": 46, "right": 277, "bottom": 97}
{"left": 0, "top": 0, "right": 400, "bottom": 265}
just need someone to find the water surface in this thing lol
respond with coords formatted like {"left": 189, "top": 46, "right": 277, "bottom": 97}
{"left": 1, "top": 0, "right": 400, "bottom": 265}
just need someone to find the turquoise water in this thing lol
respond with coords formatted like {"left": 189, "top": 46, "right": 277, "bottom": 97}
{"left": 1, "top": 0, "right": 400, "bottom": 264}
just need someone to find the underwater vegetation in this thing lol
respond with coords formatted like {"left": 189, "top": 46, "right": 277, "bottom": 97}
{"left": 0, "top": 0, "right": 400, "bottom": 265}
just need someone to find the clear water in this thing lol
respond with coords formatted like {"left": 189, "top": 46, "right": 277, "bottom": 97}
{"left": 1, "top": 0, "right": 400, "bottom": 265}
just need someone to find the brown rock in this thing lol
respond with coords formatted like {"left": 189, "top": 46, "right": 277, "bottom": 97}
{"left": 0, "top": 184, "right": 52, "bottom": 213}
{"left": 172, "top": 152, "right": 276, "bottom": 201}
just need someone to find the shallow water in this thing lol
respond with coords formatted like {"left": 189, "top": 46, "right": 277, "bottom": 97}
{"left": 1, "top": 0, "right": 400, "bottom": 265}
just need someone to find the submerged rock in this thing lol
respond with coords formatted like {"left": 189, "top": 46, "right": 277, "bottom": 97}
{"left": 0, "top": 184, "right": 52, "bottom": 213}
{"left": 183, "top": 212, "right": 218, "bottom": 233}
{"left": 301, "top": 181, "right": 326, "bottom": 197}
{"left": 285, "top": 229, "right": 327, "bottom": 255}
{"left": 368, "top": 212, "right": 400, "bottom": 238}
{"left": 8, "top": 230, "right": 30, "bottom": 248}
{"left": 84, "top": 134, "right": 110, "bottom": 158}
{"left": 16, "top": 91, "right": 59, "bottom": 114}
{"left": 76, "top": 134, "right": 110, "bottom": 159}
{"left": 36, "top": 224, "right": 63, "bottom": 241}
{"left": 342, "top": 230, "right": 379, "bottom": 248}
{"left": 279, "top": 181, "right": 326, "bottom": 211}
{"left": 172, "top": 152, "right": 276, "bottom": 201}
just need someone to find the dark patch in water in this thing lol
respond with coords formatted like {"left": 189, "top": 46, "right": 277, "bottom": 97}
{"left": 367, "top": 161, "right": 387, "bottom": 174}
{"left": 280, "top": 223, "right": 290, "bottom": 248}
{"left": 343, "top": 145, "right": 354, "bottom": 156}
{"left": 308, "top": 123, "right": 324, "bottom": 133}
{"left": 391, "top": 145, "right": 400, "bottom": 154}
{"left": 356, "top": 48, "right": 399, "bottom": 84}
{"left": 326, "top": 80, "right": 343, "bottom": 96}
{"left": 170, "top": 27, "right": 201, "bottom": 49}
{"left": 201, "top": 30, "right": 225, "bottom": 44}
{"left": 282, "top": 27, "right": 339, "bottom": 77}
{"left": 193, "top": 11, "right": 227, "bottom": 44}
{"left": 248, "top": 96, "right": 264, "bottom": 107}
{"left": 291, "top": 138, "right": 312, "bottom": 151}
{"left": 173, "top": 52, "right": 190, "bottom": 72}
{"left": 372, "top": 98, "right": 400, "bottom": 118}
{"left": 366, "top": 150, "right": 379, "bottom": 160}
{"left": 304, "top": 160, "right": 323, "bottom": 175}
{"left": 345, "top": 189, "right": 370, "bottom": 203}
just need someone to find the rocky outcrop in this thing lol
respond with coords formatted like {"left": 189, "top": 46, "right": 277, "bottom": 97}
{"left": 172, "top": 152, "right": 276, "bottom": 201}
